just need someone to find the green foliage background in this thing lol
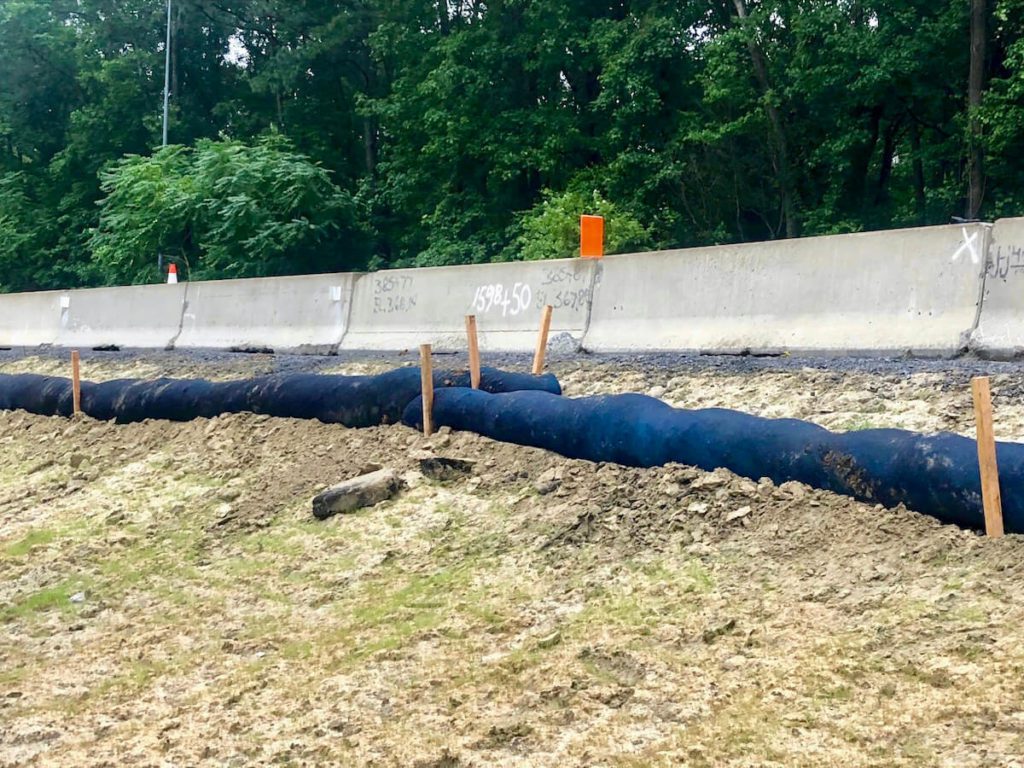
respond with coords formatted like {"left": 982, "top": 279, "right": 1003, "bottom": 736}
{"left": 0, "top": 0, "right": 1019, "bottom": 290}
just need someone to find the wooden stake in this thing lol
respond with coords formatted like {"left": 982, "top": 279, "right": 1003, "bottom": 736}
{"left": 420, "top": 343, "right": 434, "bottom": 437}
{"left": 465, "top": 315, "right": 481, "bottom": 389}
{"left": 972, "top": 376, "right": 1005, "bottom": 538}
{"left": 532, "top": 305, "right": 553, "bottom": 375}
{"left": 71, "top": 350, "right": 82, "bottom": 417}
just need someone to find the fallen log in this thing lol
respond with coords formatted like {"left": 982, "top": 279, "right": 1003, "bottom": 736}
{"left": 312, "top": 468, "right": 405, "bottom": 520}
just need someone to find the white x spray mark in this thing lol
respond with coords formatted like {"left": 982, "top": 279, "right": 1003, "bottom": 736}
{"left": 952, "top": 227, "right": 981, "bottom": 265}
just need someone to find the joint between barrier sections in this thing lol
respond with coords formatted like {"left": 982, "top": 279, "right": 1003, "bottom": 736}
{"left": 578, "top": 259, "right": 603, "bottom": 354}
{"left": 335, "top": 274, "right": 360, "bottom": 353}
{"left": 166, "top": 280, "right": 191, "bottom": 351}
{"left": 967, "top": 222, "right": 994, "bottom": 356}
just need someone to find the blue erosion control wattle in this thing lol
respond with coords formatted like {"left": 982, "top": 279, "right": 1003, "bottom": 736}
{"left": 0, "top": 367, "right": 560, "bottom": 428}
{"left": 401, "top": 388, "right": 1024, "bottom": 533}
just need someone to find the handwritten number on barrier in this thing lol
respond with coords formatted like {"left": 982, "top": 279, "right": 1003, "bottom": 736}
{"left": 535, "top": 288, "right": 590, "bottom": 312}
{"left": 472, "top": 283, "right": 532, "bottom": 317}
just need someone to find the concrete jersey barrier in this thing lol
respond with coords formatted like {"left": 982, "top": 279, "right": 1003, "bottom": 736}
{"left": 971, "top": 217, "right": 1024, "bottom": 358}
{"left": 584, "top": 223, "right": 989, "bottom": 356}
{"left": 174, "top": 273, "right": 355, "bottom": 354}
{"left": 343, "top": 258, "right": 597, "bottom": 351}
{"left": 0, "top": 290, "right": 66, "bottom": 347}
{"left": 0, "top": 222, "right": 1011, "bottom": 357}
{"left": 56, "top": 284, "right": 187, "bottom": 350}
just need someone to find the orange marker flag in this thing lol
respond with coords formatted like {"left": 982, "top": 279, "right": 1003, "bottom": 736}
{"left": 580, "top": 215, "right": 604, "bottom": 259}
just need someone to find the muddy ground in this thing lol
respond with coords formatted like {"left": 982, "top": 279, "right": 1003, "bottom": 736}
{"left": 3, "top": 350, "right": 1024, "bottom": 767}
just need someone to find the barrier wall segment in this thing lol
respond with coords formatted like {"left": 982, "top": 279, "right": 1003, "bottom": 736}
{"left": 583, "top": 223, "right": 990, "bottom": 356}
{"left": 174, "top": 273, "right": 356, "bottom": 354}
{"left": 971, "top": 217, "right": 1024, "bottom": 358}
{"left": 0, "top": 290, "right": 66, "bottom": 347}
{"left": 343, "top": 258, "right": 597, "bottom": 351}
{"left": 0, "top": 222, "right": 1008, "bottom": 357}
{"left": 56, "top": 284, "right": 187, "bottom": 350}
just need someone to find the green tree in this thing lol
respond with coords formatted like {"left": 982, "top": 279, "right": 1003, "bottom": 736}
{"left": 517, "top": 187, "right": 652, "bottom": 260}
{"left": 0, "top": 173, "right": 57, "bottom": 291}
{"left": 90, "top": 135, "right": 364, "bottom": 283}
{"left": 0, "top": 0, "right": 1017, "bottom": 291}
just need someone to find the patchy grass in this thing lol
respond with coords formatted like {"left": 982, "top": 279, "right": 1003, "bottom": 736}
{"left": 1, "top": 579, "right": 89, "bottom": 622}
{"left": 3, "top": 527, "right": 60, "bottom": 558}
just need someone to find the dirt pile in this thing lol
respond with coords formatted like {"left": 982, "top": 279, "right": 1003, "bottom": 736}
{"left": 4, "top": 352, "right": 1024, "bottom": 766}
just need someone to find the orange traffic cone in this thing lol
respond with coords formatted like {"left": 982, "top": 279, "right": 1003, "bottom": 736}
{"left": 167, "top": 263, "right": 178, "bottom": 284}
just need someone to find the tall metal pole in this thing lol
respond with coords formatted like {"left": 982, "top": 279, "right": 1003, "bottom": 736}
{"left": 162, "top": 0, "right": 172, "bottom": 147}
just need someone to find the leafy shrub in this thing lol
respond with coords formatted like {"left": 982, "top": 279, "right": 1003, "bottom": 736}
{"left": 90, "top": 134, "right": 363, "bottom": 284}
{"left": 515, "top": 187, "right": 653, "bottom": 261}
{"left": 0, "top": 172, "right": 57, "bottom": 292}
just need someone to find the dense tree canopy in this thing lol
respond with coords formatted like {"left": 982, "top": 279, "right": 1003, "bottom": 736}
{"left": 0, "top": 0, "right": 1019, "bottom": 290}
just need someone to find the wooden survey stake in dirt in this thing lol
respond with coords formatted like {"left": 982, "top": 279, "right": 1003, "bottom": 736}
{"left": 972, "top": 376, "right": 1005, "bottom": 538}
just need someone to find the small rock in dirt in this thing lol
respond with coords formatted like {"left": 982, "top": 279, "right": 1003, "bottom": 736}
{"left": 702, "top": 619, "right": 737, "bottom": 644}
{"left": 726, "top": 506, "right": 751, "bottom": 522}
{"left": 722, "top": 654, "right": 747, "bottom": 670}
{"left": 536, "top": 630, "right": 562, "bottom": 649}
{"left": 213, "top": 504, "right": 236, "bottom": 526}
{"left": 69, "top": 453, "right": 89, "bottom": 469}
{"left": 647, "top": 386, "right": 666, "bottom": 398}
{"left": 419, "top": 456, "right": 476, "bottom": 481}
{"left": 217, "top": 488, "right": 242, "bottom": 502}
{"left": 596, "top": 687, "right": 635, "bottom": 709}
{"left": 687, "top": 502, "right": 709, "bottom": 516}
{"left": 778, "top": 481, "right": 807, "bottom": 499}
{"left": 694, "top": 472, "right": 728, "bottom": 489}
{"left": 534, "top": 467, "right": 562, "bottom": 495}
{"left": 69, "top": 592, "right": 86, "bottom": 604}
{"left": 735, "top": 479, "right": 759, "bottom": 496}
{"left": 412, "top": 748, "right": 464, "bottom": 768}
{"left": 478, "top": 722, "right": 534, "bottom": 749}
{"left": 661, "top": 482, "right": 683, "bottom": 497}
{"left": 313, "top": 468, "right": 405, "bottom": 520}
{"left": 327, "top": 719, "right": 362, "bottom": 737}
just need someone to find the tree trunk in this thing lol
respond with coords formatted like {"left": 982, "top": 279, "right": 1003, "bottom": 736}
{"left": 362, "top": 116, "right": 377, "bottom": 179}
{"left": 910, "top": 120, "right": 927, "bottom": 224}
{"left": 875, "top": 118, "right": 901, "bottom": 206}
{"left": 438, "top": 0, "right": 451, "bottom": 34}
{"left": 731, "top": 0, "right": 799, "bottom": 238}
{"left": 967, "top": 0, "right": 986, "bottom": 219}
{"left": 847, "top": 105, "right": 881, "bottom": 211}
